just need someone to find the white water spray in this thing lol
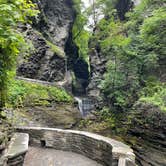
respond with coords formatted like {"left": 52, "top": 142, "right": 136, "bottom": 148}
{"left": 75, "top": 97, "right": 84, "bottom": 116}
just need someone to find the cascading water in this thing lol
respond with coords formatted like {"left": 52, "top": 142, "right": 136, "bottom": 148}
{"left": 65, "top": 58, "right": 71, "bottom": 83}
{"left": 74, "top": 97, "right": 95, "bottom": 117}
{"left": 74, "top": 97, "right": 84, "bottom": 116}
{"left": 57, "top": 57, "right": 72, "bottom": 86}
{"left": 72, "top": 1, "right": 98, "bottom": 116}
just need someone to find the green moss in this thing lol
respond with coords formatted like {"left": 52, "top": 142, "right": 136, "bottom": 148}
{"left": 6, "top": 80, "right": 73, "bottom": 107}
{"left": 33, "top": 30, "right": 65, "bottom": 58}
{"left": 46, "top": 40, "right": 65, "bottom": 58}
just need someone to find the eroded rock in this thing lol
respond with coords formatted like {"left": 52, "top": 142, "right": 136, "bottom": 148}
{"left": 17, "top": 0, "right": 75, "bottom": 82}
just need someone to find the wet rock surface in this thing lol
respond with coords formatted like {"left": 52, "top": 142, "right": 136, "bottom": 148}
{"left": 33, "top": 0, "right": 74, "bottom": 48}
{"left": 87, "top": 41, "right": 107, "bottom": 99}
{"left": 17, "top": 29, "right": 66, "bottom": 82}
{"left": 17, "top": 0, "right": 75, "bottom": 82}
{"left": 5, "top": 105, "right": 81, "bottom": 129}
{"left": 127, "top": 103, "right": 166, "bottom": 166}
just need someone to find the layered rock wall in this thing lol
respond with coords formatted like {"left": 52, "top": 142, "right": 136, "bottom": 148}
{"left": 17, "top": 0, "right": 75, "bottom": 82}
{"left": 128, "top": 103, "right": 166, "bottom": 166}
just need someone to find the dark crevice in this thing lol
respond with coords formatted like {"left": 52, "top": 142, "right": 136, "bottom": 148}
{"left": 116, "top": 0, "right": 133, "bottom": 20}
{"left": 40, "top": 140, "right": 46, "bottom": 147}
{"left": 64, "top": 7, "right": 90, "bottom": 95}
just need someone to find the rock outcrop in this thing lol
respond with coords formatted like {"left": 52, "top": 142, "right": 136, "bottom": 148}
{"left": 127, "top": 103, "right": 166, "bottom": 166}
{"left": 17, "top": 0, "right": 75, "bottom": 82}
{"left": 87, "top": 40, "right": 107, "bottom": 98}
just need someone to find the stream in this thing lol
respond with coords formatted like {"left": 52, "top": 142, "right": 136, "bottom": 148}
{"left": 74, "top": 97, "right": 95, "bottom": 117}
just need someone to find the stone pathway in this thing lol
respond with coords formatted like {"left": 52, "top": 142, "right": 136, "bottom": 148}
{"left": 24, "top": 147, "right": 102, "bottom": 166}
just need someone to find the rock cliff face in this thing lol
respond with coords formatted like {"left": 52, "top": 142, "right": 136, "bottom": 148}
{"left": 127, "top": 103, "right": 166, "bottom": 166}
{"left": 17, "top": 0, "right": 75, "bottom": 82}
{"left": 87, "top": 39, "right": 107, "bottom": 99}
{"left": 33, "top": 0, "right": 74, "bottom": 48}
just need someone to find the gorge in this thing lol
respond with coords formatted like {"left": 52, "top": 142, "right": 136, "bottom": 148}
{"left": 0, "top": 0, "right": 165, "bottom": 166}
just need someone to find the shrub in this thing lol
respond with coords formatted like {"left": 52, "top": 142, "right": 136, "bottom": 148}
{"left": 7, "top": 80, "right": 73, "bottom": 107}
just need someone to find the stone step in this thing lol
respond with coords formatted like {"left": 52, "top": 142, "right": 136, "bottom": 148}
{"left": 4, "top": 133, "right": 29, "bottom": 166}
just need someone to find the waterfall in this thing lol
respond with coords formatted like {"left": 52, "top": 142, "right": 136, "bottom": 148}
{"left": 64, "top": 57, "right": 68, "bottom": 81}
{"left": 75, "top": 97, "right": 84, "bottom": 116}
{"left": 64, "top": 57, "right": 72, "bottom": 84}
{"left": 75, "top": 97, "right": 95, "bottom": 117}
{"left": 65, "top": 58, "right": 68, "bottom": 78}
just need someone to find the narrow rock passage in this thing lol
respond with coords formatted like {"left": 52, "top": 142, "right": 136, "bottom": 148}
{"left": 24, "top": 147, "right": 102, "bottom": 166}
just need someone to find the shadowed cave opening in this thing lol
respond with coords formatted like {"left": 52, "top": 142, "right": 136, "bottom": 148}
{"left": 65, "top": 31, "right": 90, "bottom": 96}
{"left": 40, "top": 140, "right": 46, "bottom": 147}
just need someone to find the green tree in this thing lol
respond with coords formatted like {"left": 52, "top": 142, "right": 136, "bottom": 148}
{"left": 94, "top": 0, "right": 166, "bottom": 110}
{"left": 73, "top": 0, "right": 90, "bottom": 64}
{"left": 0, "top": 0, "right": 38, "bottom": 109}
{"left": 99, "top": 18, "right": 140, "bottom": 109}
{"left": 140, "top": 7, "right": 166, "bottom": 61}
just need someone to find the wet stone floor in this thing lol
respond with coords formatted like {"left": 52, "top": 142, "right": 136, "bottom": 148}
{"left": 24, "top": 147, "right": 102, "bottom": 166}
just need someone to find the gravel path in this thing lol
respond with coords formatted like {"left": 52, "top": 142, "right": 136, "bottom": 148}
{"left": 24, "top": 147, "right": 102, "bottom": 166}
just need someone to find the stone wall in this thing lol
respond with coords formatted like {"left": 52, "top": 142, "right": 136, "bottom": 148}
{"left": 0, "top": 133, "right": 29, "bottom": 166}
{"left": 16, "top": 127, "right": 136, "bottom": 166}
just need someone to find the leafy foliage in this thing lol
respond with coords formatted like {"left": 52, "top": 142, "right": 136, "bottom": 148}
{"left": 98, "top": 17, "right": 140, "bottom": 109}
{"left": 7, "top": 80, "right": 73, "bottom": 108}
{"left": 46, "top": 40, "right": 65, "bottom": 58}
{"left": 91, "top": 0, "right": 166, "bottom": 110}
{"left": 138, "top": 78, "right": 166, "bottom": 112}
{"left": 140, "top": 7, "right": 166, "bottom": 60}
{"left": 73, "top": 0, "right": 90, "bottom": 64}
{"left": 0, "top": 0, "right": 38, "bottom": 108}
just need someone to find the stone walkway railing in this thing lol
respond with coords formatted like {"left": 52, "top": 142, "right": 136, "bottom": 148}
{"left": 16, "top": 76, "right": 60, "bottom": 87}
{"left": 0, "top": 133, "right": 29, "bottom": 166}
{"left": 16, "top": 76, "right": 72, "bottom": 94}
{"left": 16, "top": 127, "right": 136, "bottom": 166}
